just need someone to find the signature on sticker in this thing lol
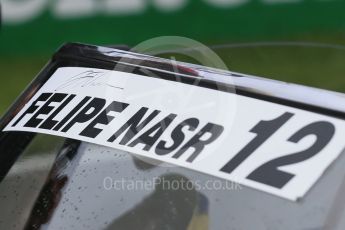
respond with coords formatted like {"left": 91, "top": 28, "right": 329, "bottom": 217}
{"left": 55, "top": 70, "right": 124, "bottom": 91}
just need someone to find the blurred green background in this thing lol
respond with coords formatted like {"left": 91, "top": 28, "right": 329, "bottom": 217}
{"left": 1, "top": 0, "right": 345, "bottom": 114}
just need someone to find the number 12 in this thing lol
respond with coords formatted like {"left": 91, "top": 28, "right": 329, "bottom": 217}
{"left": 220, "top": 112, "right": 335, "bottom": 189}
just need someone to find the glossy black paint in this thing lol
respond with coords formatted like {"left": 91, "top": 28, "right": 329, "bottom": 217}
{"left": 0, "top": 42, "right": 345, "bottom": 184}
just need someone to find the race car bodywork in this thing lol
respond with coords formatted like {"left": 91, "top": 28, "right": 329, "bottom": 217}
{"left": 1, "top": 43, "right": 345, "bottom": 230}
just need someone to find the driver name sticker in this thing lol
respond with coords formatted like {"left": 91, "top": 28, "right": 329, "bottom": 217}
{"left": 4, "top": 67, "right": 345, "bottom": 201}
